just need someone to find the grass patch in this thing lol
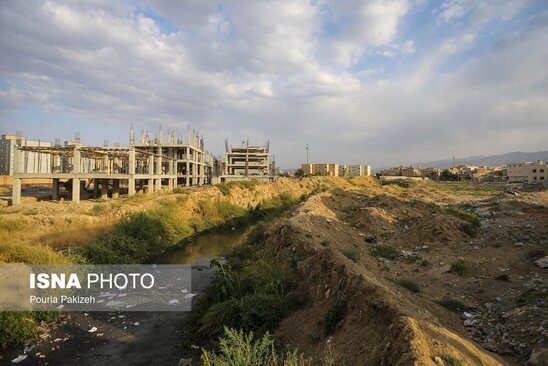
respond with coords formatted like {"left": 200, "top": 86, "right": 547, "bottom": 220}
{"left": 0, "top": 218, "right": 25, "bottom": 233}
{"left": 173, "top": 186, "right": 192, "bottom": 194}
{"left": 90, "top": 203, "right": 109, "bottom": 216}
{"left": 395, "top": 278, "right": 421, "bottom": 293}
{"left": 450, "top": 259, "right": 475, "bottom": 276}
{"left": 339, "top": 248, "right": 359, "bottom": 262}
{"left": 0, "top": 311, "right": 59, "bottom": 351}
{"left": 370, "top": 244, "right": 400, "bottom": 260}
{"left": 320, "top": 240, "right": 330, "bottom": 247}
{"left": 324, "top": 298, "right": 346, "bottom": 336}
{"left": 341, "top": 205, "right": 359, "bottom": 215}
{"left": 442, "top": 354, "right": 466, "bottom": 366}
{"left": 435, "top": 297, "right": 469, "bottom": 313}
{"left": 0, "top": 241, "right": 69, "bottom": 264}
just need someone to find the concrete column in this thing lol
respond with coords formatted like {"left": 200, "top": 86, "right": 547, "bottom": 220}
{"left": 128, "top": 178, "right": 136, "bottom": 197}
{"left": 148, "top": 155, "right": 154, "bottom": 175}
{"left": 73, "top": 148, "right": 81, "bottom": 174}
{"left": 167, "top": 178, "right": 173, "bottom": 190}
{"left": 103, "top": 155, "right": 109, "bottom": 173}
{"left": 148, "top": 178, "right": 154, "bottom": 194}
{"left": 112, "top": 179, "right": 120, "bottom": 199}
{"left": 52, "top": 178, "right": 60, "bottom": 201}
{"left": 129, "top": 148, "right": 136, "bottom": 174}
{"left": 72, "top": 178, "right": 80, "bottom": 203}
{"left": 101, "top": 179, "right": 109, "bottom": 199}
{"left": 12, "top": 178, "right": 21, "bottom": 205}
{"left": 155, "top": 178, "right": 161, "bottom": 191}
{"left": 185, "top": 160, "right": 190, "bottom": 187}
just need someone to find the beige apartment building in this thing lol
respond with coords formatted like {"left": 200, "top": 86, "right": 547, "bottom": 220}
{"left": 343, "top": 164, "right": 371, "bottom": 177}
{"left": 506, "top": 162, "right": 529, "bottom": 182}
{"left": 0, "top": 134, "right": 53, "bottom": 176}
{"left": 302, "top": 163, "right": 339, "bottom": 176}
{"left": 526, "top": 161, "right": 547, "bottom": 186}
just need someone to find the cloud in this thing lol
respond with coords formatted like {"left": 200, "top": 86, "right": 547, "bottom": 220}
{"left": 0, "top": 0, "right": 547, "bottom": 169}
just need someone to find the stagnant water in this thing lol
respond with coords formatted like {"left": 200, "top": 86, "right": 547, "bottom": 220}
{"left": 153, "top": 225, "right": 253, "bottom": 266}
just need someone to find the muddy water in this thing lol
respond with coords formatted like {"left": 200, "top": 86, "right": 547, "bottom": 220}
{"left": 153, "top": 225, "right": 252, "bottom": 266}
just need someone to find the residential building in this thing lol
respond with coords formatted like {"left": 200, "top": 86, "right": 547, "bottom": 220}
{"left": 527, "top": 161, "right": 547, "bottom": 186}
{"left": 301, "top": 163, "right": 339, "bottom": 176}
{"left": 506, "top": 162, "right": 530, "bottom": 182}
{"left": 343, "top": 164, "right": 371, "bottom": 177}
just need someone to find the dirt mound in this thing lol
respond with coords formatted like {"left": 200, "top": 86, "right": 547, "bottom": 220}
{"left": 393, "top": 214, "right": 469, "bottom": 248}
{"left": 348, "top": 207, "right": 397, "bottom": 234}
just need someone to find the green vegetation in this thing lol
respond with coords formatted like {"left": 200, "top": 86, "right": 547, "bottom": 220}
{"left": 0, "top": 218, "right": 25, "bottom": 233}
{"left": 435, "top": 297, "right": 469, "bottom": 313}
{"left": 201, "top": 328, "right": 312, "bottom": 366}
{"left": 441, "top": 354, "right": 466, "bottom": 366}
{"left": 324, "top": 298, "right": 346, "bottom": 336}
{"left": 90, "top": 203, "right": 109, "bottom": 216}
{"left": 370, "top": 244, "right": 400, "bottom": 260}
{"left": 215, "top": 180, "right": 260, "bottom": 196}
{"left": 341, "top": 205, "right": 359, "bottom": 215}
{"left": 450, "top": 259, "right": 475, "bottom": 276}
{"left": 0, "top": 241, "right": 68, "bottom": 264}
{"left": 444, "top": 208, "right": 481, "bottom": 237}
{"left": 0, "top": 311, "right": 58, "bottom": 350}
{"left": 395, "top": 279, "right": 421, "bottom": 293}
{"left": 320, "top": 240, "right": 330, "bottom": 247}
{"left": 381, "top": 179, "right": 416, "bottom": 188}
{"left": 339, "top": 248, "right": 359, "bottom": 262}
{"left": 434, "top": 181, "right": 498, "bottom": 197}
{"left": 173, "top": 186, "right": 192, "bottom": 194}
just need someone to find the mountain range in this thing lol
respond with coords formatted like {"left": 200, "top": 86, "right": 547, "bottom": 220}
{"left": 413, "top": 150, "right": 548, "bottom": 169}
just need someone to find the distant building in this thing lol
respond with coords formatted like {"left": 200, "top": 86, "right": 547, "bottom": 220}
{"left": 0, "top": 134, "right": 52, "bottom": 176}
{"left": 343, "top": 164, "right": 371, "bottom": 177}
{"left": 222, "top": 139, "right": 274, "bottom": 182}
{"left": 526, "top": 161, "right": 547, "bottom": 186}
{"left": 507, "top": 162, "right": 530, "bottom": 182}
{"left": 302, "top": 163, "right": 339, "bottom": 176}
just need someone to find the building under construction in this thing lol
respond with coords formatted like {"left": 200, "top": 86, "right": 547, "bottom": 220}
{"left": 130, "top": 125, "right": 220, "bottom": 187}
{"left": 221, "top": 139, "right": 275, "bottom": 182}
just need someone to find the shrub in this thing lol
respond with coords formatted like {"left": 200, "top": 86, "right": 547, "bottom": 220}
{"left": 435, "top": 297, "right": 469, "bottom": 313}
{"left": 215, "top": 183, "right": 230, "bottom": 196}
{"left": 0, "top": 311, "right": 59, "bottom": 350}
{"left": 441, "top": 354, "right": 466, "bottom": 366}
{"left": 460, "top": 222, "right": 477, "bottom": 237}
{"left": 340, "top": 248, "right": 359, "bottom": 262}
{"left": 201, "top": 327, "right": 312, "bottom": 366}
{"left": 370, "top": 244, "right": 400, "bottom": 260}
{"left": 320, "top": 240, "right": 330, "bottom": 247}
{"left": 324, "top": 298, "right": 346, "bottom": 336}
{"left": 90, "top": 203, "right": 108, "bottom": 216}
{"left": 0, "top": 218, "right": 25, "bottom": 233}
{"left": 450, "top": 259, "right": 474, "bottom": 276}
{"left": 396, "top": 279, "right": 421, "bottom": 293}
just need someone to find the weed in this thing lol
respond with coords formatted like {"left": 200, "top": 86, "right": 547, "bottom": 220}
{"left": 396, "top": 279, "right": 421, "bottom": 293}
{"left": 340, "top": 248, "right": 359, "bottom": 262}
{"left": 341, "top": 205, "right": 359, "bottom": 215}
{"left": 450, "top": 259, "right": 475, "bottom": 276}
{"left": 307, "top": 332, "right": 321, "bottom": 343}
{"left": 370, "top": 244, "right": 400, "bottom": 260}
{"left": 0, "top": 218, "right": 25, "bottom": 233}
{"left": 435, "top": 297, "right": 469, "bottom": 313}
{"left": 90, "top": 203, "right": 108, "bottom": 216}
{"left": 441, "top": 354, "right": 466, "bottom": 366}
{"left": 320, "top": 240, "right": 330, "bottom": 247}
{"left": 215, "top": 183, "right": 230, "bottom": 196}
{"left": 23, "top": 208, "right": 38, "bottom": 216}
{"left": 324, "top": 298, "right": 346, "bottom": 336}
{"left": 173, "top": 186, "right": 191, "bottom": 194}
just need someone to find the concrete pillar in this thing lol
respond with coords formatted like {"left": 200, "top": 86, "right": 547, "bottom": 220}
{"left": 103, "top": 155, "right": 109, "bottom": 173}
{"left": 155, "top": 178, "right": 162, "bottom": 192}
{"left": 73, "top": 148, "right": 81, "bottom": 174}
{"left": 128, "top": 178, "right": 136, "bottom": 197}
{"left": 186, "top": 161, "right": 190, "bottom": 187}
{"left": 148, "top": 155, "right": 154, "bottom": 175}
{"left": 72, "top": 179, "right": 80, "bottom": 203}
{"left": 148, "top": 178, "right": 154, "bottom": 194}
{"left": 12, "top": 178, "right": 21, "bottom": 205}
{"left": 52, "top": 178, "right": 60, "bottom": 201}
{"left": 129, "top": 148, "right": 136, "bottom": 174}
{"left": 101, "top": 179, "right": 108, "bottom": 199}
{"left": 112, "top": 179, "right": 120, "bottom": 199}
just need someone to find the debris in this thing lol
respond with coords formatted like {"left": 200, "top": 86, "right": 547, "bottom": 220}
{"left": 11, "top": 355, "right": 27, "bottom": 363}
{"left": 433, "top": 356, "right": 445, "bottom": 366}
{"left": 514, "top": 242, "right": 524, "bottom": 247}
{"left": 533, "top": 257, "right": 548, "bottom": 269}
{"left": 133, "top": 322, "right": 140, "bottom": 326}
{"left": 88, "top": 327, "right": 98, "bottom": 333}
{"left": 178, "top": 358, "right": 193, "bottom": 366}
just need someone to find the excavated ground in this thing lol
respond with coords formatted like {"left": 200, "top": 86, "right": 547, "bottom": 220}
{"left": 264, "top": 178, "right": 547, "bottom": 365}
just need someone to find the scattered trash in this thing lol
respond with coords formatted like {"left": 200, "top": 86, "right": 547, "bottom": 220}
{"left": 133, "top": 322, "right": 140, "bottom": 326}
{"left": 53, "top": 338, "right": 62, "bottom": 342}
{"left": 11, "top": 354, "right": 27, "bottom": 363}
{"left": 168, "top": 299, "right": 180, "bottom": 305}
{"left": 463, "top": 312, "right": 472, "bottom": 318}
{"left": 88, "top": 327, "right": 98, "bottom": 333}
{"left": 533, "top": 257, "right": 548, "bottom": 269}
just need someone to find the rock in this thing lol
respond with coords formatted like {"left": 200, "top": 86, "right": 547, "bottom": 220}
{"left": 433, "top": 356, "right": 445, "bottom": 366}
{"left": 534, "top": 257, "right": 548, "bottom": 269}
{"left": 178, "top": 358, "right": 193, "bottom": 366}
{"left": 364, "top": 235, "right": 377, "bottom": 243}
{"left": 514, "top": 242, "right": 524, "bottom": 247}
{"left": 527, "top": 347, "right": 548, "bottom": 366}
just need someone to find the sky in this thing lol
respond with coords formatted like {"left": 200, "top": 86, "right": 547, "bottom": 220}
{"left": 1, "top": 0, "right": 547, "bottom": 169}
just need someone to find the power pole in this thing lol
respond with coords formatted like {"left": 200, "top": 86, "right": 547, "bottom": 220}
{"left": 306, "top": 144, "right": 309, "bottom": 165}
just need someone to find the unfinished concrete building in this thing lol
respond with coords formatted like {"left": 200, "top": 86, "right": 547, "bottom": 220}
{"left": 130, "top": 126, "right": 219, "bottom": 187}
{"left": 11, "top": 145, "right": 176, "bottom": 205}
{"left": 222, "top": 139, "right": 274, "bottom": 182}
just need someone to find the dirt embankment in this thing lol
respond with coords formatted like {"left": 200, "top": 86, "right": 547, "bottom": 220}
{"left": 262, "top": 180, "right": 547, "bottom": 365}
{"left": 0, "top": 177, "right": 346, "bottom": 253}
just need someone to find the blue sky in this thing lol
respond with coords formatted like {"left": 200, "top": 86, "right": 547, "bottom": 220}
{"left": 1, "top": 0, "right": 547, "bottom": 168}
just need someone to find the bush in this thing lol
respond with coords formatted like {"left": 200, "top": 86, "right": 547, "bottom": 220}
{"left": 0, "top": 311, "right": 59, "bottom": 350}
{"left": 324, "top": 298, "right": 346, "bottom": 336}
{"left": 320, "top": 240, "right": 330, "bottom": 247}
{"left": 201, "top": 327, "right": 312, "bottom": 366}
{"left": 396, "top": 279, "right": 421, "bottom": 293}
{"left": 90, "top": 203, "right": 108, "bottom": 216}
{"left": 339, "top": 248, "right": 359, "bottom": 262}
{"left": 0, "top": 218, "right": 25, "bottom": 233}
{"left": 450, "top": 259, "right": 474, "bottom": 276}
{"left": 435, "top": 297, "right": 469, "bottom": 313}
{"left": 441, "top": 354, "right": 466, "bottom": 366}
{"left": 215, "top": 183, "right": 231, "bottom": 196}
{"left": 370, "top": 244, "right": 400, "bottom": 260}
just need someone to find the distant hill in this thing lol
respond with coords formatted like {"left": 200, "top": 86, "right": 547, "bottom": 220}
{"left": 414, "top": 151, "right": 548, "bottom": 169}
